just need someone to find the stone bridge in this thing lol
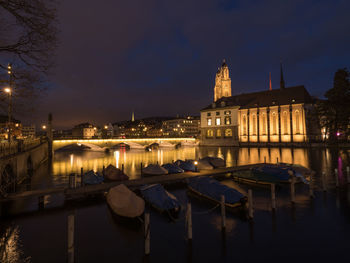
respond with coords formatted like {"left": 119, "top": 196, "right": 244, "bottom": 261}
{"left": 53, "top": 138, "right": 197, "bottom": 151}
{"left": 0, "top": 139, "right": 49, "bottom": 195}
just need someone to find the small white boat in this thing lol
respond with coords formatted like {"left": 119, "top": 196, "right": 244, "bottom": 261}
{"left": 106, "top": 184, "right": 145, "bottom": 218}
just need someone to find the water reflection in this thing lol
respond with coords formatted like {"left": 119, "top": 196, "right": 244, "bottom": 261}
{"left": 0, "top": 225, "right": 29, "bottom": 263}
{"left": 52, "top": 147, "right": 314, "bottom": 181}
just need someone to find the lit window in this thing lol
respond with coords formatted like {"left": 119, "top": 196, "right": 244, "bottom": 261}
{"left": 217, "top": 129, "right": 222, "bottom": 137}
{"left": 252, "top": 114, "right": 257, "bottom": 135}
{"left": 207, "top": 118, "right": 212, "bottom": 126}
{"left": 225, "top": 116, "right": 231, "bottom": 125}
{"left": 216, "top": 117, "right": 221, "bottom": 125}
{"left": 243, "top": 115, "right": 247, "bottom": 135}
{"left": 225, "top": 129, "right": 232, "bottom": 137}
{"left": 207, "top": 129, "right": 214, "bottom": 137}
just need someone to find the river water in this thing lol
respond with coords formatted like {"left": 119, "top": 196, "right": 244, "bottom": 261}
{"left": 1, "top": 146, "right": 350, "bottom": 263}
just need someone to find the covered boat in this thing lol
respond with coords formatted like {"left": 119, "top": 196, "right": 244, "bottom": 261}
{"left": 197, "top": 159, "right": 214, "bottom": 170}
{"left": 162, "top": 163, "right": 184, "bottom": 174}
{"left": 201, "top": 157, "right": 226, "bottom": 168}
{"left": 142, "top": 164, "right": 168, "bottom": 176}
{"left": 140, "top": 184, "right": 181, "bottom": 217}
{"left": 104, "top": 164, "right": 129, "bottom": 181}
{"left": 231, "top": 164, "right": 309, "bottom": 185}
{"left": 175, "top": 160, "right": 196, "bottom": 172}
{"left": 83, "top": 170, "right": 104, "bottom": 185}
{"left": 107, "top": 184, "right": 145, "bottom": 218}
{"left": 187, "top": 177, "right": 246, "bottom": 209}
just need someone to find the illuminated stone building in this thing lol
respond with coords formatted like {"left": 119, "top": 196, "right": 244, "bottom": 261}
{"left": 162, "top": 116, "right": 200, "bottom": 137}
{"left": 72, "top": 123, "right": 96, "bottom": 139}
{"left": 200, "top": 61, "right": 320, "bottom": 146}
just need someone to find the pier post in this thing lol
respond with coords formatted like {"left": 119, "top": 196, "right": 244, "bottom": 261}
{"left": 309, "top": 172, "right": 314, "bottom": 198}
{"left": 289, "top": 171, "right": 295, "bottom": 203}
{"left": 69, "top": 173, "right": 76, "bottom": 189}
{"left": 122, "top": 164, "right": 124, "bottom": 174}
{"left": 80, "top": 168, "right": 84, "bottom": 187}
{"left": 102, "top": 165, "right": 105, "bottom": 176}
{"left": 271, "top": 184, "right": 276, "bottom": 211}
{"left": 322, "top": 171, "right": 326, "bottom": 191}
{"left": 221, "top": 195, "right": 226, "bottom": 231}
{"left": 144, "top": 212, "right": 150, "bottom": 256}
{"left": 335, "top": 168, "right": 339, "bottom": 188}
{"left": 248, "top": 189, "right": 254, "bottom": 219}
{"left": 67, "top": 211, "right": 75, "bottom": 263}
{"left": 141, "top": 162, "right": 143, "bottom": 177}
{"left": 276, "top": 157, "right": 279, "bottom": 164}
{"left": 264, "top": 156, "right": 266, "bottom": 163}
{"left": 186, "top": 203, "right": 192, "bottom": 241}
{"left": 38, "top": 195, "right": 45, "bottom": 209}
{"left": 347, "top": 166, "right": 350, "bottom": 183}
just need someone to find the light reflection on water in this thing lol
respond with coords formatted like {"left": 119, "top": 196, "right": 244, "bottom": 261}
{"left": 52, "top": 147, "right": 312, "bottom": 180}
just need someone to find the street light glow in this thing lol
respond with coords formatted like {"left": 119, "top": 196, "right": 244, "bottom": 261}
{"left": 4, "top": 87, "right": 11, "bottom": 93}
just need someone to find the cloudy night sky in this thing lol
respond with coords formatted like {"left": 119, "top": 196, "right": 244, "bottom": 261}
{"left": 34, "top": 0, "right": 350, "bottom": 129}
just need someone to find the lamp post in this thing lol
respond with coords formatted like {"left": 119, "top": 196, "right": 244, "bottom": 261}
{"left": 4, "top": 87, "right": 12, "bottom": 143}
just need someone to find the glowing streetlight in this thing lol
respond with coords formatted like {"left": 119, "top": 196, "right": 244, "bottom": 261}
{"left": 42, "top": 125, "right": 47, "bottom": 130}
{"left": 4, "top": 86, "right": 12, "bottom": 142}
{"left": 194, "top": 160, "right": 198, "bottom": 172}
{"left": 4, "top": 87, "right": 11, "bottom": 94}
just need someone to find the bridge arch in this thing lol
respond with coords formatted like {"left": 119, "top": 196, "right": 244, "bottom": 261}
{"left": 1, "top": 163, "right": 16, "bottom": 194}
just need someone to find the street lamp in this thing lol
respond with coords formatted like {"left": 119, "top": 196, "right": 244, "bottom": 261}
{"left": 4, "top": 87, "right": 12, "bottom": 142}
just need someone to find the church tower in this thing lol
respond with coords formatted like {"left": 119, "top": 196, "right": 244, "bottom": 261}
{"left": 214, "top": 59, "right": 232, "bottom": 101}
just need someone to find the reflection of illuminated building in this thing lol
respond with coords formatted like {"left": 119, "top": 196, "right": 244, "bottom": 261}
{"left": 200, "top": 61, "right": 321, "bottom": 146}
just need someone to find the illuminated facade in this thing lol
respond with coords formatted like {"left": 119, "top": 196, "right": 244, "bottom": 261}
{"left": 214, "top": 60, "right": 232, "bottom": 102}
{"left": 72, "top": 123, "right": 96, "bottom": 139}
{"left": 200, "top": 63, "right": 320, "bottom": 146}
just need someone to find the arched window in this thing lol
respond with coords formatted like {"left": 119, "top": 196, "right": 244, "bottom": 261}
{"left": 225, "top": 129, "right": 232, "bottom": 137}
{"left": 272, "top": 112, "right": 277, "bottom": 135}
{"left": 243, "top": 115, "right": 247, "bottom": 135}
{"left": 252, "top": 114, "right": 257, "bottom": 135}
{"left": 207, "top": 129, "right": 214, "bottom": 137}
{"left": 295, "top": 110, "right": 300, "bottom": 134}
{"left": 262, "top": 113, "right": 266, "bottom": 135}
{"left": 283, "top": 111, "right": 288, "bottom": 135}
{"left": 216, "top": 129, "right": 222, "bottom": 137}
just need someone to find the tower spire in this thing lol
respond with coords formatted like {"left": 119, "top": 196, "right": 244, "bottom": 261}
{"left": 280, "top": 61, "right": 285, "bottom": 89}
{"left": 269, "top": 72, "right": 272, "bottom": 91}
{"left": 131, "top": 111, "right": 135, "bottom": 122}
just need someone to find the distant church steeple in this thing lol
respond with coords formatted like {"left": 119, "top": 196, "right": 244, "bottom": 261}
{"left": 131, "top": 111, "right": 135, "bottom": 122}
{"left": 214, "top": 59, "right": 232, "bottom": 101}
{"left": 280, "top": 62, "right": 285, "bottom": 89}
{"left": 269, "top": 72, "right": 272, "bottom": 91}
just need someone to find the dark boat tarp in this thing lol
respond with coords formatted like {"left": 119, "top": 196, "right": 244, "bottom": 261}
{"left": 83, "top": 170, "right": 104, "bottom": 185}
{"left": 162, "top": 163, "right": 184, "bottom": 174}
{"left": 175, "top": 160, "right": 196, "bottom": 172}
{"left": 143, "top": 164, "right": 168, "bottom": 175}
{"left": 140, "top": 184, "right": 180, "bottom": 212}
{"left": 201, "top": 157, "right": 226, "bottom": 168}
{"left": 197, "top": 159, "right": 214, "bottom": 170}
{"left": 104, "top": 164, "right": 129, "bottom": 181}
{"left": 188, "top": 177, "right": 244, "bottom": 205}
{"left": 252, "top": 165, "right": 291, "bottom": 182}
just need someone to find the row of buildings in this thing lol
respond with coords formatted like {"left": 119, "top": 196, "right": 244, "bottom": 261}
{"left": 55, "top": 116, "right": 200, "bottom": 139}
{"left": 0, "top": 115, "right": 36, "bottom": 140}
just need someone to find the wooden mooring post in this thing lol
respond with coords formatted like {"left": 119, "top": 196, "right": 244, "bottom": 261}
{"left": 221, "top": 195, "right": 226, "bottom": 231}
{"left": 186, "top": 203, "right": 192, "bottom": 241}
{"left": 264, "top": 156, "right": 266, "bottom": 163}
{"left": 289, "top": 171, "right": 296, "bottom": 203}
{"left": 140, "top": 162, "right": 143, "bottom": 176}
{"left": 322, "top": 171, "right": 327, "bottom": 191}
{"left": 67, "top": 211, "right": 75, "bottom": 263}
{"left": 347, "top": 166, "right": 350, "bottom": 183}
{"left": 80, "top": 167, "right": 84, "bottom": 187}
{"left": 271, "top": 184, "right": 276, "bottom": 211}
{"left": 122, "top": 164, "right": 124, "bottom": 174}
{"left": 144, "top": 212, "right": 150, "bottom": 256}
{"left": 309, "top": 172, "right": 314, "bottom": 198}
{"left": 248, "top": 189, "right": 254, "bottom": 219}
{"left": 335, "top": 168, "right": 339, "bottom": 188}
{"left": 69, "top": 173, "right": 76, "bottom": 189}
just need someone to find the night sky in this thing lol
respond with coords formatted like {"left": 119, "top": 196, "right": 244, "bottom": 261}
{"left": 35, "top": 0, "right": 350, "bottom": 129}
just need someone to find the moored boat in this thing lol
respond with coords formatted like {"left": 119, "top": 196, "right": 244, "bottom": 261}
{"left": 104, "top": 164, "right": 129, "bottom": 181}
{"left": 142, "top": 164, "right": 168, "bottom": 176}
{"left": 231, "top": 164, "right": 310, "bottom": 185}
{"left": 83, "top": 170, "right": 104, "bottom": 185}
{"left": 175, "top": 160, "right": 196, "bottom": 172}
{"left": 106, "top": 184, "right": 145, "bottom": 218}
{"left": 162, "top": 163, "right": 184, "bottom": 174}
{"left": 200, "top": 157, "right": 226, "bottom": 168}
{"left": 187, "top": 177, "right": 247, "bottom": 209}
{"left": 140, "top": 184, "right": 181, "bottom": 218}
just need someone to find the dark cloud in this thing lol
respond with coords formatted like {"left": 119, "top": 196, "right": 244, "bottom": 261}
{"left": 31, "top": 0, "right": 350, "bottom": 128}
